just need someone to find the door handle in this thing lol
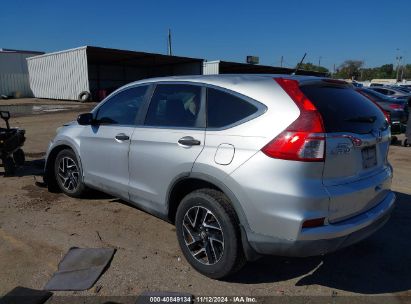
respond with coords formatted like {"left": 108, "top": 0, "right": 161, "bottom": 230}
{"left": 115, "top": 133, "right": 130, "bottom": 141}
{"left": 178, "top": 136, "right": 201, "bottom": 146}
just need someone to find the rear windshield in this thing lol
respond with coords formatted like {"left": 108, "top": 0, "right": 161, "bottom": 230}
{"left": 300, "top": 85, "right": 389, "bottom": 134}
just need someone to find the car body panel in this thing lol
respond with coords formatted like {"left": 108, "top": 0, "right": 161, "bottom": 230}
{"left": 79, "top": 125, "right": 135, "bottom": 200}
{"left": 128, "top": 127, "right": 205, "bottom": 214}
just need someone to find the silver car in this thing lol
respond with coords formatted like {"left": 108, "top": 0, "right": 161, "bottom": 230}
{"left": 44, "top": 75, "right": 396, "bottom": 279}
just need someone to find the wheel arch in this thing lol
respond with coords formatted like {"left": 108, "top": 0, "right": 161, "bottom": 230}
{"left": 167, "top": 173, "right": 249, "bottom": 230}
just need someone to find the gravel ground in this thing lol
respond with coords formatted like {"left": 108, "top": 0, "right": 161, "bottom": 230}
{"left": 0, "top": 99, "right": 410, "bottom": 303}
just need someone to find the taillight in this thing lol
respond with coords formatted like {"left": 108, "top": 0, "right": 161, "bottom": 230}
{"left": 302, "top": 217, "right": 325, "bottom": 228}
{"left": 384, "top": 111, "right": 391, "bottom": 124}
{"left": 389, "top": 104, "right": 403, "bottom": 110}
{"left": 261, "top": 78, "right": 325, "bottom": 162}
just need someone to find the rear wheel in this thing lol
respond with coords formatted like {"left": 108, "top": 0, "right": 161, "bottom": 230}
{"left": 175, "top": 189, "right": 246, "bottom": 279}
{"left": 404, "top": 139, "right": 409, "bottom": 147}
{"left": 54, "top": 149, "right": 86, "bottom": 197}
{"left": 13, "top": 149, "right": 25, "bottom": 166}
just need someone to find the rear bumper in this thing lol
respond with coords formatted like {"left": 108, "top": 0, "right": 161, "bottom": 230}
{"left": 247, "top": 191, "right": 396, "bottom": 257}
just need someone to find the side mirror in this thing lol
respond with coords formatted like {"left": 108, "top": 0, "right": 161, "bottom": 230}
{"left": 77, "top": 113, "right": 94, "bottom": 125}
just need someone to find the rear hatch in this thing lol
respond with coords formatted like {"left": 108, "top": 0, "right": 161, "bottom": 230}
{"left": 300, "top": 81, "right": 391, "bottom": 223}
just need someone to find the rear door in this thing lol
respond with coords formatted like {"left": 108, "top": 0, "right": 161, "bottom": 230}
{"left": 128, "top": 83, "right": 205, "bottom": 214}
{"left": 300, "top": 82, "right": 391, "bottom": 222}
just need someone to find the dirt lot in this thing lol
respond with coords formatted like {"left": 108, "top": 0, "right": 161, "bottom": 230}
{"left": 0, "top": 99, "right": 410, "bottom": 303}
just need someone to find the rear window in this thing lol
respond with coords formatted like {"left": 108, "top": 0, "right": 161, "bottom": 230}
{"left": 207, "top": 88, "right": 258, "bottom": 128}
{"left": 300, "top": 85, "right": 389, "bottom": 134}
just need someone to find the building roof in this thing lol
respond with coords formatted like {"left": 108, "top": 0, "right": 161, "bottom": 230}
{"left": 0, "top": 48, "right": 44, "bottom": 55}
{"left": 206, "top": 60, "right": 328, "bottom": 77}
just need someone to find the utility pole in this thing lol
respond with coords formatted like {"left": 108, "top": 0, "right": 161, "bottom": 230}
{"left": 280, "top": 56, "right": 283, "bottom": 67}
{"left": 167, "top": 29, "right": 173, "bottom": 56}
{"left": 400, "top": 64, "right": 404, "bottom": 81}
{"left": 396, "top": 56, "right": 402, "bottom": 81}
{"left": 318, "top": 56, "right": 322, "bottom": 68}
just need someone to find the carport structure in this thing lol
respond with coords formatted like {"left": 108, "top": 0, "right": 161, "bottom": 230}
{"left": 27, "top": 46, "right": 204, "bottom": 101}
{"left": 203, "top": 60, "right": 328, "bottom": 77}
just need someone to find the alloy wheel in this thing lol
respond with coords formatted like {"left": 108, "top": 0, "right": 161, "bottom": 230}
{"left": 182, "top": 206, "right": 224, "bottom": 265}
{"left": 57, "top": 157, "right": 79, "bottom": 191}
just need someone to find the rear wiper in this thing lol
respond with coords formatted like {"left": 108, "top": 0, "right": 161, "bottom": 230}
{"left": 345, "top": 116, "right": 377, "bottom": 123}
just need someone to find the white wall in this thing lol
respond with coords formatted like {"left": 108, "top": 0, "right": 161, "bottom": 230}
{"left": 27, "top": 47, "right": 89, "bottom": 100}
{"left": 0, "top": 52, "right": 38, "bottom": 97}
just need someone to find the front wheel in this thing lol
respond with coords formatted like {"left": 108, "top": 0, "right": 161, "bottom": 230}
{"left": 54, "top": 149, "right": 87, "bottom": 197}
{"left": 175, "top": 189, "right": 246, "bottom": 279}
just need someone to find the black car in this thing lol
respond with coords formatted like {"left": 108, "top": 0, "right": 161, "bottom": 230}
{"left": 356, "top": 88, "right": 409, "bottom": 134}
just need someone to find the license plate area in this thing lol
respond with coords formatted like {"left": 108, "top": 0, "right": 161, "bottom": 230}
{"left": 362, "top": 145, "right": 377, "bottom": 169}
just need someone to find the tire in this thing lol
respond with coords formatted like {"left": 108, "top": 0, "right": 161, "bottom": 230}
{"left": 391, "top": 136, "right": 398, "bottom": 145}
{"left": 54, "top": 149, "right": 86, "bottom": 197}
{"left": 404, "top": 139, "right": 409, "bottom": 147}
{"left": 3, "top": 157, "right": 15, "bottom": 176}
{"left": 13, "top": 149, "right": 25, "bottom": 166}
{"left": 175, "top": 189, "right": 246, "bottom": 279}
{"left": 78, "top": 91, "right": 91, "bottom": 103}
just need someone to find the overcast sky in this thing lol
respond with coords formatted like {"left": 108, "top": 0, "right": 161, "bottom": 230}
{"left": 1, "top": 0, "right": 410, "bottom": 71}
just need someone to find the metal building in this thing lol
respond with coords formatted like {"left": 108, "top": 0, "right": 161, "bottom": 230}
{"left": 203, "top": 60, "right": 327, "bottom": 77}
{"left": 27, "top": 46, "right": 204, "bottom": 101}
{"left": 0, "top": 48, "right": 44, "bottom": 97}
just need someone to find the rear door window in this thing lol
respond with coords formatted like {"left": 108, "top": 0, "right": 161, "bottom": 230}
{"left": 300, "top": 84, "right": 388, "bottom": 134}
{"left": 206, "top": 88, "right": 258, "bottom": 128}
{"left": 145, "top": 84, "right": 203, "bottom": 128}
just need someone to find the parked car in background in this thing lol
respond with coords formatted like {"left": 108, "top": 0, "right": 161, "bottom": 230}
{"left": 44, "top": 75, "right": 395, "bottom": 279}
{"left": 392, "top": 86, "right": 411, "bottom": 94}
{"left": 356, "top": 87, "right": 409, "bottom": 134}
{"left": 368, "top": 86, "right": 411, "bottom": 101}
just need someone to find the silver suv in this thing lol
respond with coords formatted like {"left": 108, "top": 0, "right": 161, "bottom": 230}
{"left": 45, "top": 75, "right": 396, "bottom": 279}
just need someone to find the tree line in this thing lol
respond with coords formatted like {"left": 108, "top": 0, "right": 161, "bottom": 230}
{"left": 299, "top": 61, "right": 410, "bottom": 81}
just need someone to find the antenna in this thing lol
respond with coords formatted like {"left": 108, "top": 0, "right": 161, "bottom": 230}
{"left": 167, "top": 29, "right": 173, "bottom": 56}
{"left": 292, "top": 53, "right": 307, "bottom": 75}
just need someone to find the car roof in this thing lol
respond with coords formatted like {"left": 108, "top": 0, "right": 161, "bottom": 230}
{"left": 123, "top": 74, "right": 325, "bottom": 88}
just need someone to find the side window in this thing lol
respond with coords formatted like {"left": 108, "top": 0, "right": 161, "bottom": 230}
{"left": 207, "top": 88, "right": 258, "bottom": 128}
{"left": 95, "top": 86, "right": 148, "bottom": 125}
{"left": 145, "top": 84, "right": 203, "bottom": 128}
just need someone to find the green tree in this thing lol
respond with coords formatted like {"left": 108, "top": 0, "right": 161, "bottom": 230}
{"left": 299, "top": 62, "right": 329, "bottom": 73}
{"left": 401, "top": 64, "right": 411, "bottom": 80}
{"left": 334, "top": 60, "right": 364, "bottom": 79}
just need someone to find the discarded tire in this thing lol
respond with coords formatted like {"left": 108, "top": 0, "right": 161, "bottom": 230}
{"left": 78, "top": 91, "right": 91, "bottom": 102}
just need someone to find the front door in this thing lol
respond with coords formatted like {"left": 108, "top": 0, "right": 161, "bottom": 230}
{"left": 79, "top": 85, "right": 149, "bottom": 199}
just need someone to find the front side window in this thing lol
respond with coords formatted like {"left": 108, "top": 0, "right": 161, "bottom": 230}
{"left": 95, "top": 86, "right": 148, "bottom": 125}
{"left": 145, "top": 84, "right": 203, "bottom": 128}
{"left": 206, "top": 88, "right": 258, "bottom": 128}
